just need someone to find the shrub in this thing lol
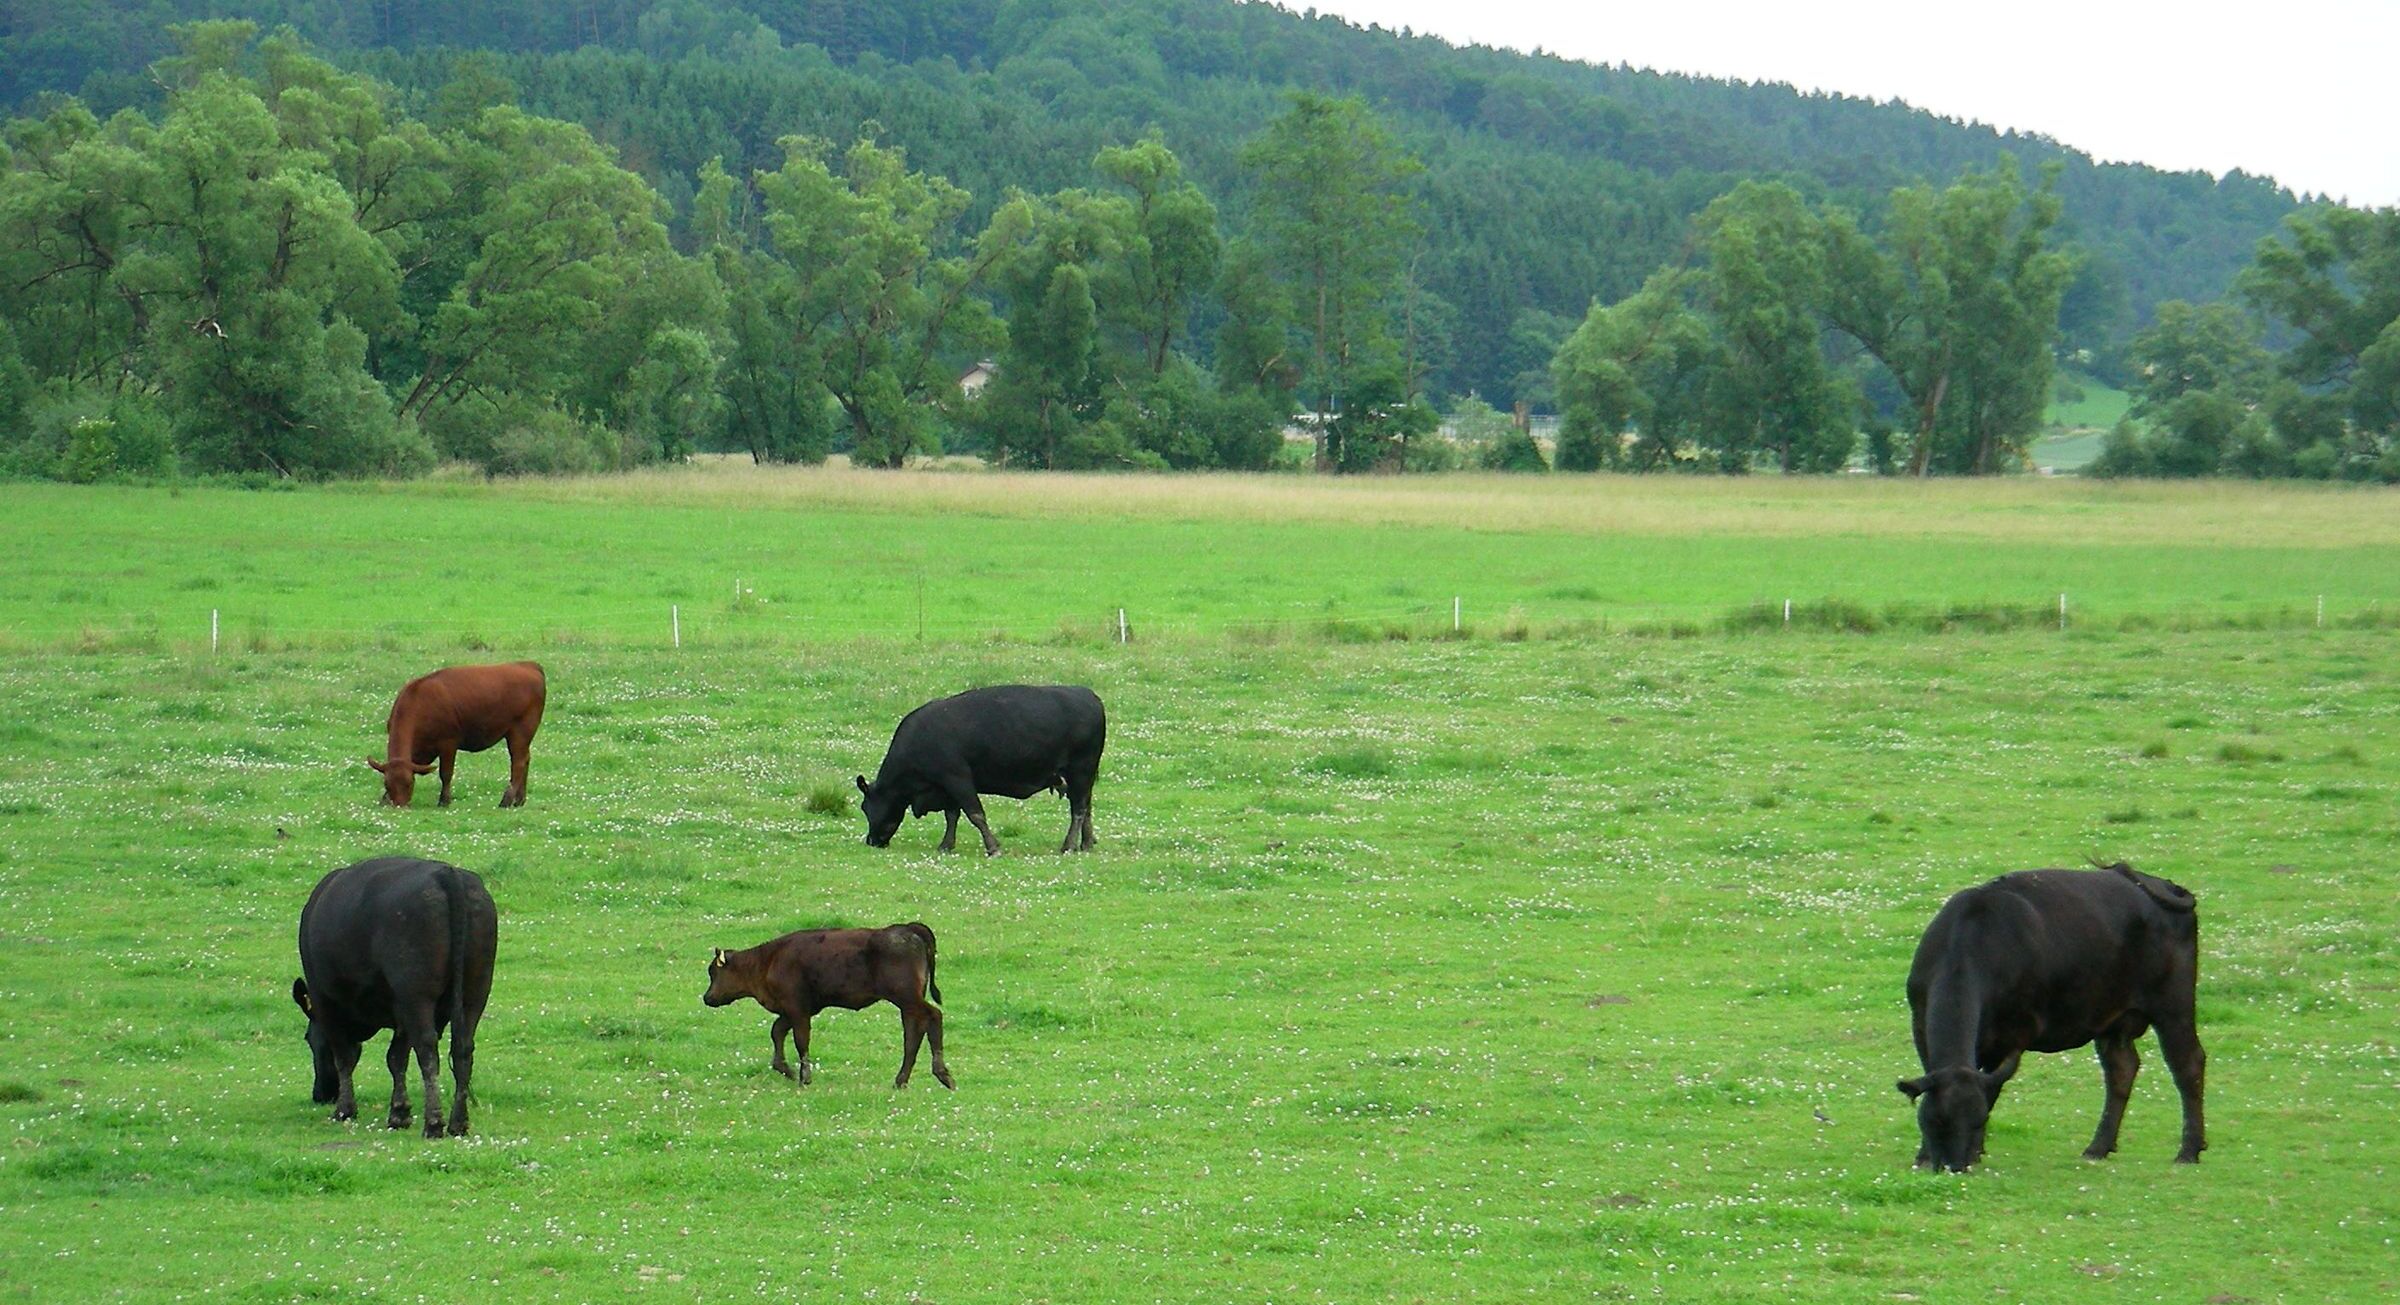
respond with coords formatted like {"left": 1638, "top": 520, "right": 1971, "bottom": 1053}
{"left": 1481, "top": 430, "right": 1549, "bottom": 472}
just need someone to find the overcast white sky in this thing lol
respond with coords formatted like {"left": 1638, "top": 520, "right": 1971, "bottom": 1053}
{"left": 1307, "top": 1, "right": 2400, "bottom": 206}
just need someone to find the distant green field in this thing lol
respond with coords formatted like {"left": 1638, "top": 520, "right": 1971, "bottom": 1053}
{"left": 2047, "top": 373, "right": 2135, "bottom": 432}
{"left": 2037, "top": 374, "right": 2135, "bottom": 471}
{"left": 1, "top": 471, "right": 2395, "bottom": 1301}
{"left": 1, "top": 468, "right": 2394, "bottom": 649}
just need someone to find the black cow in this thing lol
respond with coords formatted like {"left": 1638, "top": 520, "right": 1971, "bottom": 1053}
{"left": 856, "top": 685, "right": 1106, "bottom": 855}
{"left": 702, "top": 923, "right": 954, "bottom": 1090}
{"left": 292, "top": 857, "right": 498, "bottom": 1138}
{"left": 1898, "top": 862, "right": 2205, "bottom": 1171}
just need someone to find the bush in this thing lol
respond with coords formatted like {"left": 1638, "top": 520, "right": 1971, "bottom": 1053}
{"left": 1402, "top": 434, "right": 1462, "bottom": 472}
{"left": 57, "top": 417, "right": 118, "bottom": 483}
{"left": 1481, "top": 430, "right": 1549, "bottom": 472}
{"left": 486, "top": 408, "right": 609, "bottom": 477}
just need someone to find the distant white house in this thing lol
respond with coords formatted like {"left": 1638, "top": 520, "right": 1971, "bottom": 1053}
{"left": 957, "top": 359, "right": 997, "bottom": 397}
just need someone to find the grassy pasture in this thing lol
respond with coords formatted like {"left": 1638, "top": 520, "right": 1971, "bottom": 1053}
{"left": 0, "top": 471, "right": 2396, "bottom": 1302}
{"left": 1, "top": 468, "right": 2397, "bottom": 648}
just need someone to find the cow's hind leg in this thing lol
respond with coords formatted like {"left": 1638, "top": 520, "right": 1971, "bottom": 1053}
{"left": 399, "top": 1001, "right": 447, "bottom": 1138}
{"left": 895, "top": 1003, "right": 927, "bottom": 1089}
{"left": 2156, "top": 1014, "right": 2207, "bottom": 1163}
{"left": 1064, "top": 764, "right": 1098, "bottom": 852}
{"left": 938, "top": 809, "right": 960, "bottom": 854}
{"left": 447, "top": 1017, "right": 476, "bottom": 1137}
{"left": 384, "top": 1034, "right": 415, "bottom": 1129}
{"left": 927, "top": 999, "right": 955, "bottom": 1090}
{"left": 2083, "top": 1031, "right": 2141, "bottom": 1160}
{"left": 502, "top": 730, "right": 532, "bottom": 807}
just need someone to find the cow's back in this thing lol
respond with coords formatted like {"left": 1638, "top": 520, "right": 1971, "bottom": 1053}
{"left": 391, "top": 662, "right": 545, "bottom": 749}
{"left": 883, "top": 685, "right": 1104, "bottom": 784}
{"left": 1912, "top": 867, "right": 2198, "bottom": 1049}
{"left": 299, "top": 858, "right": 496, "bottom": 1032}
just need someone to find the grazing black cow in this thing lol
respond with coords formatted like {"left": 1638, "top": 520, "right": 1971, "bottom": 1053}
{"left": 701, "top": 923, "right": 953, "bottom": 1090}
{"left": 292, "top": 857, "right": 498, "bottom": 1137}
{"left": 1898, "top": 862, "right": 2205, "bottom": 1171}
{"left": 856, "top": 685, "right": 1106, "bottom": 855}
{"left": 366, "top": 661, "right": 547, "bottom": 807}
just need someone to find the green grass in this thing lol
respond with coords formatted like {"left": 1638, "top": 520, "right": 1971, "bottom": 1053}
{"left": 1, "top": 470, "right": 2396, "bottom": 649}
{"left": 0, "top": 471, "right": 2396, "bottom": 1301}
{"left": 2046, "top": 373, "right": 2135, "bottom": 432}
{"left": 2037, "top": 373, "right": 2135, "bottom": 471}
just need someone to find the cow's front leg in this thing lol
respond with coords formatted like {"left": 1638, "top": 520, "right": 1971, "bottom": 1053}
{"left": 436, "top": 750, "right": 457, "bottom": 806}
{"left": 938, "top": 809, "right": 960, "bottom": 854}
{"left": 960, "top": 795, "right": 1001, "bottom": 856}
{"left": 789, "top": 1011, "right": 814, "bottom": 1086}
{"left": 770, "top": 1016, "right": 795, "bottom": 1079}
{"left": 384, "top": 1034, "right": 415, "bottom": 1129}
{"left": 330, "top": 1041, "right": 363, "bottom": 1123}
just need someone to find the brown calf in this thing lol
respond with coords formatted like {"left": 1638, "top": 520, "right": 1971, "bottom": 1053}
{"left": 702, "top": 922, "right": 954, "bottom": 1090}
{"left": 365, "top": 662, "right": 546, "bottom": 807}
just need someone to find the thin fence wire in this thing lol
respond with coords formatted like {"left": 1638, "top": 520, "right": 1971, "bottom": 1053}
{"left": 0, "top": 593, "right": 2391, "bottom": 653}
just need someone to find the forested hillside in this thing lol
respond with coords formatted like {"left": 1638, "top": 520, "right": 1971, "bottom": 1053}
{"left": 3, "top": 0, "right": 2306, "bottom": 401}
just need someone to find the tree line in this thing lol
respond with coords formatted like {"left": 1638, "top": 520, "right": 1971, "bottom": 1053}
{"left": 5, "top": 0, "right": 2310, "bottom": 405}
{"left": 0, "top": 26, "right": 1440, "bottom": 478}
{"left": 2088, "top": 207, "right": 2400, "bottom": 481}
{"left": 3, "top": 21, "right": 2390, "bottom": 482}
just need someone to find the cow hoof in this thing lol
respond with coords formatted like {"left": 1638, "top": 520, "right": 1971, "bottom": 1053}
{"left": 447, "top": 1118, "right": 470, "bottom": 1138}
{"left": 2174, "top": 1151, "right": 2201, "bottom": 1165}
{"left": 935, "top": 1069, "right": 957, "bottom": 1091}
{"left": 386, "top": 1112, "right": 411, "bottom": 1130}
{"left": 2081, "top": 1146, "right": 2114, "bottom": 1161}
{"left": 773, "top": 1063, "right": 795, "bottom": 1080}
{"left": 421, "top": 1117, "right": 446, "bottom": 1139}
{"left": 332, "top": 1105, "right": 357, "bottom": 1123}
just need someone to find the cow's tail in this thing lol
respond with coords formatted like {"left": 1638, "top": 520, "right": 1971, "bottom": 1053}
{"left": 905, "top": 921, "right": 942, "bottom": 1011}
{"left": 435, "top": 864, "right": 474, "bottom": 1102}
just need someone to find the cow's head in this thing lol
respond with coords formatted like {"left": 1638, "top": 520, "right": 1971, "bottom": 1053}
{"left": 292, "top": 978, "right": 338, "bottom": 1104}
{"left": 857, "top": 775, "right": 904, "bottom": 848}
{"left": 364, "top": 756, "right": 435, "bottom": 806}
{"left": 702, "top": 948, "right": 749, "bottom": 1007}
{"left": 1897, "top": 1065, "right": 2010, "bottom": 1172}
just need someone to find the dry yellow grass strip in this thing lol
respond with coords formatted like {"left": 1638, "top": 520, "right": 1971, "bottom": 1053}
{"left": 464, "top": 457, "right": 2400, "bottom": 549}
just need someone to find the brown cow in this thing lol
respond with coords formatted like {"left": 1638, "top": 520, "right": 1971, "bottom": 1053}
{"left": 702, "top": 923, "right": 954, "bottom": 1090}
{"left": 365, "top": 662, "right": 546, "bottom": 807}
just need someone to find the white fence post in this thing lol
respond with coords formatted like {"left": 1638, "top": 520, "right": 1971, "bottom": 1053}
{"left": 2317, "top": 594, "right": 2325, "bottom": 628}
{"left": 211, "top": 608, "right": 218, "bottom": 654}
{"left": 1117, "top": 608, "right": 1128, "bottom": 644}
{"left": 2058, "top": 592, "right": 2068, "bottom": 631}
{"left": 1453, "top": 596, "right": 1461, "bottom": 632}
{"left": 1783, "top": 598, "right": 1791, "bottom": 626}
{"left": 672, "top": 604, "right": 681, "bottom": 649}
